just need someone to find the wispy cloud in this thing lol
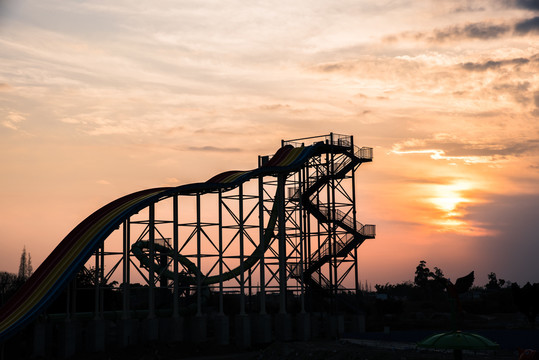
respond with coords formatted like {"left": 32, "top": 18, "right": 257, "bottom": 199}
{"left": 384, "top": 17, "right": 539, "bottom": 44}
{"left": 383, "top": 21, "right": 512, "bottom": 43}
{"left": 502, "top": 0, "right": 539, "bottom": 11}
{"left": 460, "top": 57, "right": 530, "bottom": 71}
{"left": 514, "top": 16, "right": 539, "bottom": 34}
{"left": 391, "top": 134, "right": 539, "bottom": 164}
{"left": 533, "top": 90, "right": 539, "bottom": 115}
{"left": 2, "top": 111, "right": 26, "bottom": 130}
{"left": 187, "top": 146, "right": 241, "bottom": 152}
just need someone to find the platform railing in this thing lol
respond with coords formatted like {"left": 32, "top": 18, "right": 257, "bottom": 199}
{"left": 355, "top": 146, "right": 373, "bottom": 160}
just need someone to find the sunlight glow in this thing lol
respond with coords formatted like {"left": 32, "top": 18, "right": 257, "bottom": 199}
{"left": 427, "top": 180, "right": 474, "bottom": 231}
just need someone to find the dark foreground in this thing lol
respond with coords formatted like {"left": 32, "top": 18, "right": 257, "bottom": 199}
{"left": 71, "top": 338, "right": 518, "bottom": 360}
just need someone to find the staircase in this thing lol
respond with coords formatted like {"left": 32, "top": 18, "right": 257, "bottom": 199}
{"left": 289, "top": 144, "right": 375, "bottom": 292}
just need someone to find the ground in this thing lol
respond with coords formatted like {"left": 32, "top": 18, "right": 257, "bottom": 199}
{"left": 72, "top": 338, "right": 517, "bottom": 360}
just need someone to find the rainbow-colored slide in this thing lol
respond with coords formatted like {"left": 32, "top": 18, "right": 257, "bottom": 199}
{"left": 0, "top": 143, "right": 321, "bottom": 342}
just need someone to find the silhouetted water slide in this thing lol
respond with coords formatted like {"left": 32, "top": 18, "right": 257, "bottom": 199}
{"left": 0, "top": 141, "right": 372, "bottom": 342}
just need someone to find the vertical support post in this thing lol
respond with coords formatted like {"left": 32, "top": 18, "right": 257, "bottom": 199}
{"left": 298, "top": 168, "right": 305, "bottom": 313}
{"left": 71, "top": 277, "right": 77, "bottom": 315}
{"left": 122, "top": 218, "right": 130, "bottom": 319}
{"left": 317, "top": 160, "right": 323, "bottom": 287}
{"left": 258, "top": 174, "right": 266, "bottom": 314}
{"left": 94, "top": 248, "right": 100, "bottom": 319}
{"left": 277, "top": 175, "right": 287, "bottom": 314}
{"left": 173, "top": 195, "right": 180, "bottom": 318}
{"left": 100, "top": 243, "right": 105, "bottom": 314}
{"left": 330, "top": 134, "right": 338, "bottom": 305}
{"left": 196, "top": 193, "right": 202, "bottom": 316}
{"left": 65, "top": 281, "right": 71, "bottom": 321}
{"left": 218, "top": 190, "right": 224, "bottom": 315}
{"left": 325, "top": 149, "right": 334, "bottom": 305}
{"left": 350, "top": 135, "right": 360, "bottom": 294}
{"left": 148, "top": 203, "right": 156, "bottom": 319}
{"left": 304, "top": 164, "right": 312, "bottom": 309}
{"left": 239, "top": 183, "right": 246, "bottom": 316}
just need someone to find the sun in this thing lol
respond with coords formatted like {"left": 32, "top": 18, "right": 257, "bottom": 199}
{"left": 428, "top": 180, "right": 473, "bottom": 229}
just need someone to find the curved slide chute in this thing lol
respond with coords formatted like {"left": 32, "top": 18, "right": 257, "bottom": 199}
{"left": 0, "top": 143, "right": 321, "bottom": 342}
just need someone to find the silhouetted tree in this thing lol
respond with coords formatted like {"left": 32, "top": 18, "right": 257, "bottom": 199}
{"left": 0, "top": 271, "right": 19, "bottom": 304}
{"left": 433, "top": 267, "right": 444, "bottom": 278}
{"left": 27, "top": 253, "right": 32, "bottom": 277}
{"left": 17, "top": 246, "right": 33, "bottom": 280}
{"left": 414, "top": 260, "right": 430, "bottom": 287}
{"left": 486, "top": 272, "right": 505, "bottom": 290}
{"left": 512, "top": 282, "right": 539, "bottom": 328}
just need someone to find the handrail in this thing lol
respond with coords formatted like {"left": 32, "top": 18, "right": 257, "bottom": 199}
{"left": 317, "top": 205, "right": 365, "bottom": 232}
{"left": 355, "top": 146, "right": 373, "bottom": 160}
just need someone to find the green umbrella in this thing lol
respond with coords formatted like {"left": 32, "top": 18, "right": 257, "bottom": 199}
{"left": 417, "top": 330, "right": 499, "bottom": 360}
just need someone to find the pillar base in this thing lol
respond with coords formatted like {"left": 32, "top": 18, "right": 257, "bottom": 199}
{"left": 32, "top": 320, "right": 49, "bottom": 358}
{"left": 86, "top": 318, "right": 106, "bottom": 352}
{"left": 58, "top": 320, "right": 78, "bottom": 359}
{"left": 118, "top": 318, "right": 138, "bottom": 347}
{"left": 275, "top": 313, "right": 292, "bottom": 341}
{"left": 234, "top": 314, "right": 251, "bottom": 348}
{"left": 252, "top": 314, "right": 272, "bottom": 344}
{"left": 142, "top": 317, "right": 159, "bottom": 342}
{"left": 189, "top": 315, "right": 207, "bottom": 343}
{"left": 296, "top": 313, "right": 311, "bottom": 341}
{"left": 214, "top": 315, "right": 229, "bottom": 346}
{"left": 330, "top": 315, "right": 345, "bottom": 338}
{"left": 352, "top": 313, "right": 366, "bottom": 334}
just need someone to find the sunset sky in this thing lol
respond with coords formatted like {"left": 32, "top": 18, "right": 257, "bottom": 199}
{"left": 1, "top": 0, "right": 538, "bottom": 288}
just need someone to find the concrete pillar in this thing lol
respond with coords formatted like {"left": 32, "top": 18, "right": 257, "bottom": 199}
{"left": 275, "top": 313, "right": 292, "bottom": 341}
{"left": 32, "top": 320, "right": 48, "bottom": 358}
{"left": 234, "top": 314, "right": 251, "bottom": 348}
{"left": 296, "top": 313, "right": 311, "bottom": 341}
{"left": 252, "top": 314, "right": 272, "bottom": 344}
{"left": 351, "top": 313, "right": 366, "bottom": 334}
{"left": 142, "top": 317, "right": 159, "bottom": 342}
{"left": 118, "top": 318, "right": 138, "bottom": 347}
{"left": 329, "top": 315, "right": 344, "bottom": 338}
{"left": 166, "top": 317, "right": 184, "bottom": 343}
{"left": 309, "top": 313, "right": 321, "bottom": 339}
{"left": 189, "top": 315, "right": 207, "bottom": 343}
{"left": 214, "top": 315, "right": 229, "bottom": 346}
{"left": 58, "top": 320, "right": 78, "bottom": 359}
{"left": 86, "top": 319, "right": 106, "bottom": 352}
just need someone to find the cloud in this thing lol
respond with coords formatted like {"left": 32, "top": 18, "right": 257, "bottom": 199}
{"left": 0, "top": 83, "right": 11, "bottom": 91}
{"left": 453, "top": 5, "right": 486, "bottom": 13}
{"left": 164, "top": 177, "right": 181, "bottom": 185}
{"left": 312, "top": 62, "right": 358, "bottom": 73}
{"left": 533, "top": 91, "right": 539, "bottom": 115}
{"left": 503, "top": 0, "right": 539, "bottom": 10}
{"left": 385, "top": 17, "right": 539, "bottom": 44}
{"left": 2, "top": 111, "right": 26, "bottom": 130}
{"left": 385, "top": 21, "right": 513, "bottom": 43}
{"left": 514, "top": 16, "right": 539, "bottom": 34}
{"left": 259, "top": 104, "right": 292, "bottom": 111}
{"left": 493, "top": 81, "right": 532, "bottom": 105}
{"left": 187, "top": 146, "right": 241, "bottom": 152}
{"left": 447, "top": 23, "right": 511, "bottom": 40}
{"left": 460, "top": 57, "right": 530, "bottom": 71}
{"left": 391, "top": 134, "right": 539, "bottom": 163}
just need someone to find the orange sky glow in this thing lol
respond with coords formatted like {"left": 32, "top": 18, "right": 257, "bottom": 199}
{"left": 1, "top": 0, "right": 539, "bottom": 288}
